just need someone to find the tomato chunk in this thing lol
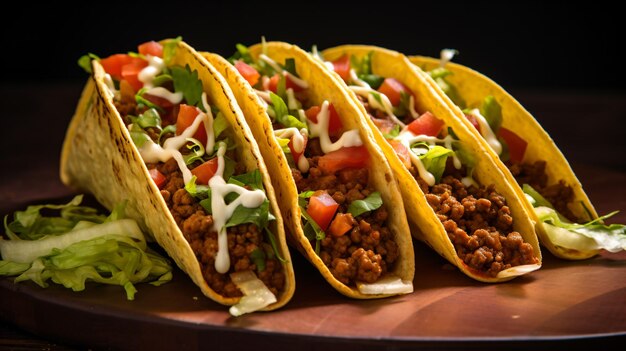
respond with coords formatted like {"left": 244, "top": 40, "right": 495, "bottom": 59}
{"left": 121, "top": 60, "right": 149, "bottom": 92}
{"left": 191, "top": 158, "right": 219, "bottom": 184}
{"left": 377, "top": 78, "right": 410, "bottom": 106}
{"left": 234, "top": 61, "right": 260, "bottom": 87}
{"left": 498, "top": 127, "right": 527, "bottom": 164}
{"left": 307, "top": 191, "right": 339, "bottom": 231}
{"left": 318, "top": 146, "right": 369, "bottom": 174}
{"left": 331, "top": 54, "right": 351, "bottom": 82}
{"left": 329, "top": 213, "right": 354, "bottom": 237}
{"left": 138, "top": 41, "right": 163, "bottom": 58}
{"left": 304, "top": 103, "right": 343, "bottom": 134}
{"left": 268, "top": 73, "right": 305, "bottom": 93}
{"left": 389, "top": 140, "right": 412, "bottom": 169}
{"left": 99, "top": 54, "right": 145, "bottom": 81}
{"left": 149, "top": 168, "right": 167, "bottom": 189}
{"left": 176, "top": 104, "right": 207, "bottom": 145}
{"left": 406, "top": 111, "right": 444, "bottom": 137}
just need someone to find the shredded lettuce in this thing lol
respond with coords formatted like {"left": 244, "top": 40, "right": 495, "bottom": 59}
{"left": 77, "top": 53, "right": 100, "bottom": 74}
{"left": 0, "top": 195, "right": 172, "bottom": 300}
{"left": 298, "top": 191, "right": 325, "bottom": 254}
{"left": 162, "top": 36, "right": 182, "bottom": 65}
{"left": 523, "top": 184, "right": 626, "bottom": 252}
{"left": 269, "top": 92, "right": 307, "bottom": 130}
{"left": 427, "top": 68, "right": 466, "bottom": 109}
{"left": 130, "top": 108, "right": 162, "bottom": 130}
{"left": 348, "top": 192, "right": 383, "bottom": 217}
{"left": 479, "top": 96, "right": 502, "bottom": 132}
{"left": 418, "top": 145, "right": 454, "bottom": 183}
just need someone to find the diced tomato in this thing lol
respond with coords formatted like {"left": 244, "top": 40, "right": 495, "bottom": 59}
{"left": 121, "top": 60, "right": 149, "bottom": 92}
{"left": 288, "top": 131, "right": 308, "bottom": 165}
{"left": 498, "top": 127, "right": 527, "bottom": 164}
{"left": 407, "top": 111, "right": 444, "bottom": 137}
{"left": 234, "top": 60, "right": 260, "bottom": 87}
{"left": 389, "top": 140, "right": 412, "bottom": 169}
{"left": 138, "top": 41, "right": 163, "bottom": 58}
{"left": 268, "top": 73, "right": 305, "bottom": 93}
{"left": 191, "top": 158, "right": 219, "bottom": 184}
{"left": 176, "top": 104, "right": 207, "bottom": 145}
{"left": 304, "top": 103, "right": 343, "bottom": 135}
{"left": 377, "top": 78, "right": 411, "bottom": 106}
{"left": 318, "top": 146, "right": 370, "bottom": 174}
{"left": 464, "top": 113, "right": 481, "bottom": 133}
{"left": 307, "top": 191, "right": 339, "bottom": 231}
{"left": 99, "top": 54, "right": 146, "bottom": 81}
{"left": 331, "top": 54, "right": 351, "bottom": 82}
{"left": 149, "top": 168, "right": 167, "bottom": 189}
{"left": 329, "top": 213, "right": 353, "bottom": 237}
{"left": 372, "top": 117, "right": 396, "bottom": 135}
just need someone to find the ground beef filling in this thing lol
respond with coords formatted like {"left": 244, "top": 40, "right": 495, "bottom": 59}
{"left": 154, "top": 158, "right": 285, "bottom": 297}
{"left": 292, "top": 139, "right": 399, "bottom": 286}
{"left": 414, "top": 162, "right": 538, "bottom": 277}
{"left": 508, "top": 161, "right": 577, "bottom": 221}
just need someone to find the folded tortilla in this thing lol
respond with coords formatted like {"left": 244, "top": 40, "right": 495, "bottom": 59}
{"left": 60, "top": 39, "right": 295, "bottom": 312}
{"left": 202, "top": 41, "right": 415, "bottom": 298}
{"left": 410, "top": 55, "right": 599, "bottom": 260}
{"left": 321, "top": 45, "right": 542, "bottom": 282}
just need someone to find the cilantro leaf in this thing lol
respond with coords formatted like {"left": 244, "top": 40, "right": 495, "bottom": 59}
{"left": 171, "top": 65, "right": 203, "bottom": 107}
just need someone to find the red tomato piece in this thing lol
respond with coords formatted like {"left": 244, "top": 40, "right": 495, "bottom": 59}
{"left": 234, "top": 61, "right": 260, "bottom": 87}
{"left": 138, "top": 41, "right": 163, "bottom": 58}
{"left": 377, "top": 78, "right": 410, "bottom": 106}
{"left": 329, "top": 213, "right": 353, "bottom": 237}
{"left": 331, "top": 54, "right": 351, "bottom": 82}
{"left": 307, "top": 191, "right": 339, "bottom": 231}
{"left": 464, "top": 113, "right": 481, "bottom": 133}
{"left": 191, "top": 158, "right": 219, "bottom": 184}
{"left": 121, "top": 60, "right": 149, "bottom": 92}
{"left": 176, "top": 104, "right": 207, "bottom": 145}
{"left": 389, "top": 140, "right": 412, "bottom": 169}
{"left": 99, "top": 54, "right": 146, "bottom": 81}
{"left": 268, "top": 73, "right": 305, "bottom": 93}
{"left": 406, "top": 111, "right": 444, "bottom": 137}
{"left": 304, "top": 103, "right": 343, "bottom": 134}
{"left": 149, "top": 168, "right": 167, "bottom": 189}
{"left": 318, "top": 146, "right": 369, "bottom": 174}
{"left": 498, "top": 127, "right": 528, "bottom": 164}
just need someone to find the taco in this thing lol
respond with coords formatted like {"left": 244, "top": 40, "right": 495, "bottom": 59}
{"left": 410, "top": 51, "right": 626, "bottom": 260}
{"left": 319, "top": 45, "right": 542, "bottom": 282}
{"left": 201, "top": 41, "right": 415, "bottom": 298}
{"left": 61, "top": 38, "right": 295, "bottom": 315}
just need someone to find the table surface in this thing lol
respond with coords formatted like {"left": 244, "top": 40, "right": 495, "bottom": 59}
{"left": 1, "top": 84, "right": 625, "bottom": 351}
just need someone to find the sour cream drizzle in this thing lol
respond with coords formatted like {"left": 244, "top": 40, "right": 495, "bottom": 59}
{"left": 146, "top": 86, "right": 183, "bottom": 104}
{"left": 309, "top": 101, "right": 363, "bottom": 154}
{"left": 103, "top": 74, "right": 117, "bottom": 98}
{"left": 395, "top": 130, "right": 462, "bottom": 187}
{"left": 274, "top": 127, "right": 310, "bottom": 172}
{"left": 468, "top": 108, "right": 502, "bottom": 155}
{"left": 209, "top": 145, "right": 267, "bottom": 274}
{"left": 350, "top": 86, "right": 407, "bottom": 128}
{"left": 258, "top": 54, "right": 309, "bottom": 89}
{"left": 138, "top": 56, "right": 165, "bottom": 89}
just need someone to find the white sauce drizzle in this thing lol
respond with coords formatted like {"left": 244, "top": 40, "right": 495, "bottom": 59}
{"left": 274, "top": 127, "right": 310, "bottom": 173}
{"left": 440, "top": 49, "right": 458, "bottom": 68}
{"left": 254, "top": 89, "right": 272, "bottom": 103}
{"left": 408, "top": 95, "right": 419, "bottom": 119}
{"left": 138, "top": 56, "right": 165, "bottom": 89}
{"left": 258, "top": 54, "right": 309, "bottom": 89}
{"left": 350, "top": 86, "right": 406, "bottom": 128}
{"left": 349, "top": 69, "right": 371, "bottom": 88}
{"left": 286, "top": 88, "right": 299, "bottom": 110}
{"left": 146, "top": 87, "right": 183, "bottom": 104}
{"left": 210, "top": 144, "right": 267, "bottom": 273}
{"left": 308, "top": 101, "right": 363, "bottom": 154}
{"left": 469, "top": 108, "right": 502, "bottom": 155}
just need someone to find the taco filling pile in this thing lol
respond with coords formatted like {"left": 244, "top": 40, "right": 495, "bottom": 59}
{"left": 324, "top": 51, "right": 539, "bottom": 277}
{"left": 72, "top": 39, "right": 291, "bottom": 314}
{"left": 229, "top": 45, "right": 406, "bottom": 289}
{"left": 417, "top": 50, "right": 626, "bottom": 257}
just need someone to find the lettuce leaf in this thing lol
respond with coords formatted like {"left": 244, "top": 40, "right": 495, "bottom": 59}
{"left": 348, "top": 192, "right": 383, "bottom": 217}
{"left": 171, "top": 65, "right": 203, "bottom": 107}
{"left": 269, "top": 92, "right": 307, "bottom": 130}
{"left": 418, "top": 145, "right": 454, "bottom": 183}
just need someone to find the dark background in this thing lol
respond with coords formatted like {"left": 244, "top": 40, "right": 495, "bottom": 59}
{"left": 2, "top": 2, "right": 623, "bottom": 90}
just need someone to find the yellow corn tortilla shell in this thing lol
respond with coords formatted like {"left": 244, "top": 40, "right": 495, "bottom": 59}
{"left": 410, "top": 55, "right": 598, "bottom": 260}
{"left": 322, "top": 45, "right": 542, "bottom": 282}
{"left": 60, "top": 40, "right": 295, "bottom": 310}
{"left": 202, "top": 41, "right": 415, "bottom": 298}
